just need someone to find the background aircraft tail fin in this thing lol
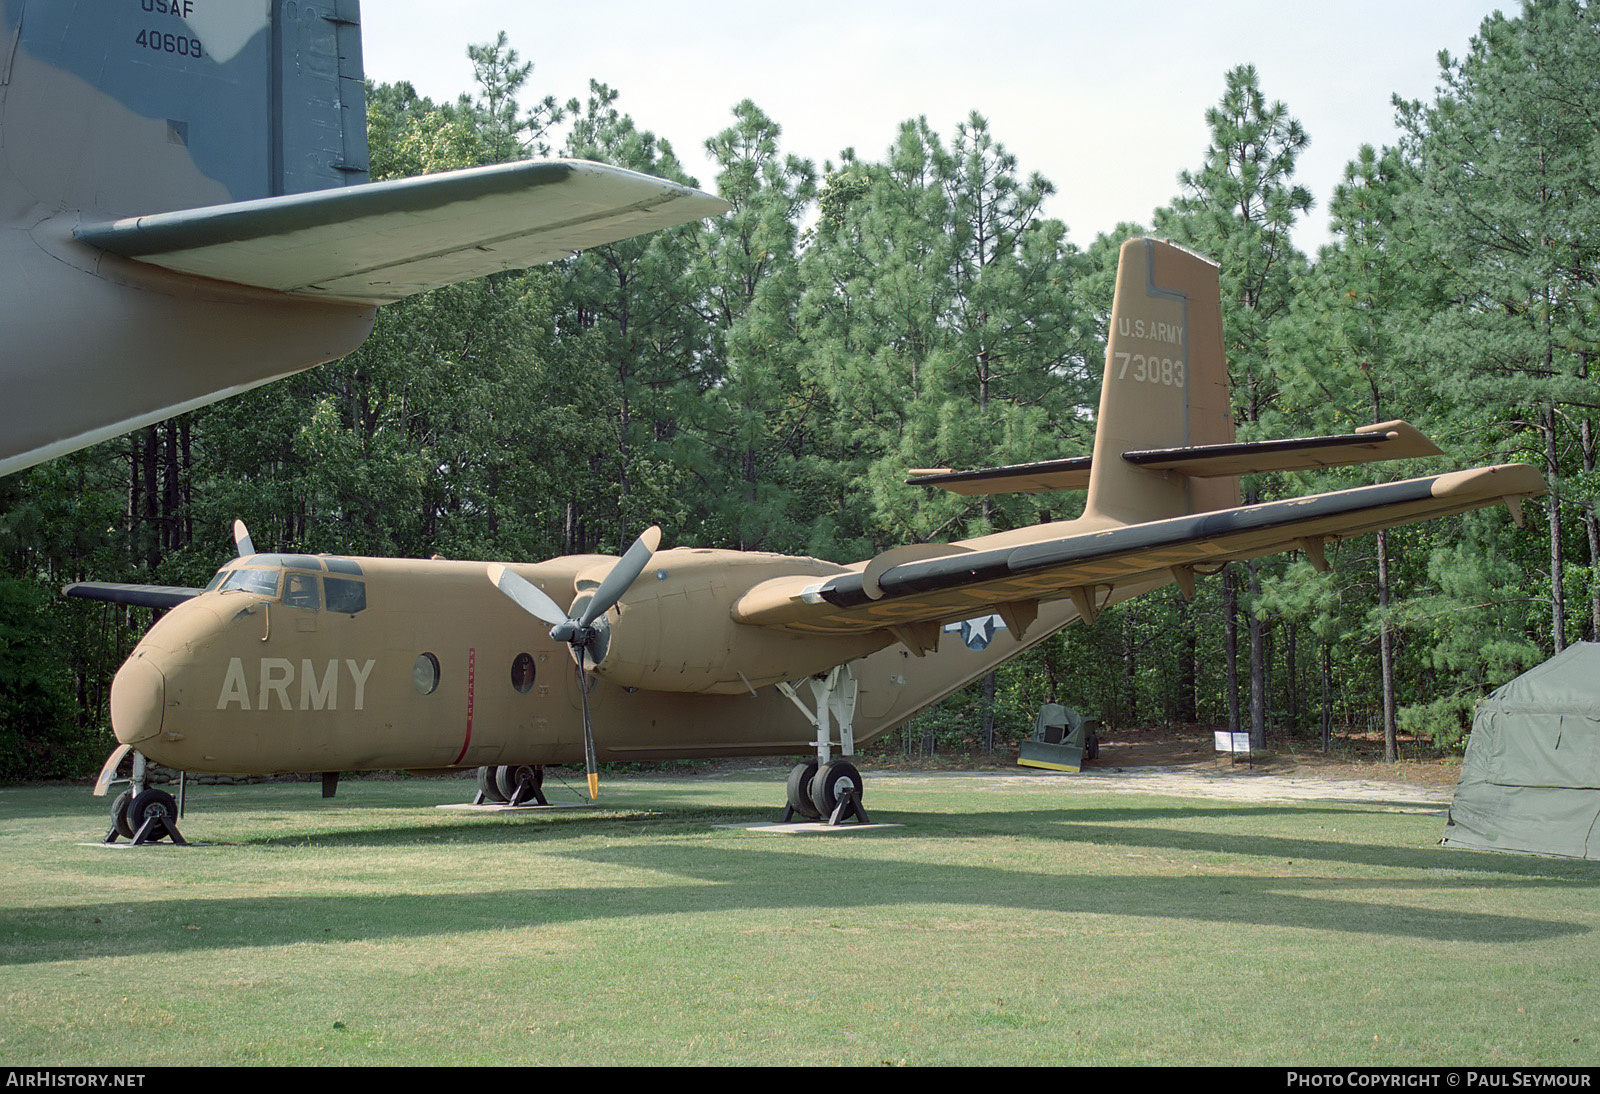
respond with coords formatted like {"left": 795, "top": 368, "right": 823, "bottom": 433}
{"left": 1, "top": 0, "right": 367, "bottom": 219}
{"left": 1083, "top": 237, "right": 1237, "bottom": 525}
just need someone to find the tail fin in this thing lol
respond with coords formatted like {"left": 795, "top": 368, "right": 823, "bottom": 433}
{"left": 1, "top": 0, "right": 366, "bottom": 218}
{"left": 1083, "top": 237, "right": 1236, "bottom": 525}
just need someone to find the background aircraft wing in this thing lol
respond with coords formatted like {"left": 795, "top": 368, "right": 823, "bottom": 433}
{"left": 63, "top": 583, "right": 203, "bottom": 610}
{"left": 75, "top": 160, "right": 729, "bottom": 305}
{"left": 733, "top": 464, "right": 1544, "bottom": 637}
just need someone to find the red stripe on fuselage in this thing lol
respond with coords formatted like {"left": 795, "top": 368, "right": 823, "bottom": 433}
{"left": 452, "top": 647, "right": 476, "bottom": 765}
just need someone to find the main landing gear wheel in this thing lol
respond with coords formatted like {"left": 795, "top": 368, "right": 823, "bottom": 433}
{"left": 476, "top": 766, "right": 509, "bottom": 804}
{"left": 785, "top": 761, "right": 821, "bottom": 820}
{"left": 810, "top": 759, "right": 864, "bottom": 820}
{"left": 496, "top": 764, "right": 546, "bottom": 806}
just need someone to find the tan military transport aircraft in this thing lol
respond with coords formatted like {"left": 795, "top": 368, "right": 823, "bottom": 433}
{"left": 68, "top": 237, "right": 1547, "bottom": 839}
{"left": 0, "top": 0, "right": 727, "bottom": 479}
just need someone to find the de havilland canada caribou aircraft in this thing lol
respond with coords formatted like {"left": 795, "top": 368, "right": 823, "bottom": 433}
{"left": 69, "top": 237, "right": 1548, "bottom": 841}
{"left": 0, "top": 0, "right": 728, "bottom": 479}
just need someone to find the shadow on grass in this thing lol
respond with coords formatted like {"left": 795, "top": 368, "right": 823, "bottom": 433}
{"left": 194, "top": 799, "right": 1600, "bottom": 885}
{"left": 2, "top": 838, "right": 1589, "bottom": 967}
{"left": 885, "top": 803, "right": 1600, "bottom": 877}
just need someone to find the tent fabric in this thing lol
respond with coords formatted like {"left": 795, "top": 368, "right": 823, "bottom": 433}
{"left": 1442, "top": 643, "right": 1600, "bottom": 858}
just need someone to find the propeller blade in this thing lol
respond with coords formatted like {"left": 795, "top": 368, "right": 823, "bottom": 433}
{"left": 487, "top": 563, "right": 569, "bottom": 627}
{"left": 233, "top": 520, "right": 255, "bottom": 558}
{"left": 576, "top": 525, "right": 661, "bottom": 629}
{"left": 578, "top": 662, "right": 600, "bottom": 800}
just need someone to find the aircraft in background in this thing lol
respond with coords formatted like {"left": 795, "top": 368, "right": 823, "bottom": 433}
{"left": 68, "top": 237, "right": 1547, "bottom": 838}
{"left": 0, "top": 0, "right": 727, "bottom": 478}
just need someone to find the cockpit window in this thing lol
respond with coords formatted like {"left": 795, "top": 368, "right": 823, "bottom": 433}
{"left": 324, "top": 576, "right": 367, "bottom": 615}
{"left": 282, "top": 572, "right": 320, "bottom": 609}
{"left": 252, "top": 554, "right": 324, "bottom": 570}
{"left": 220, "top": 568, "right": 280, "bottom": 597}
{"left": 204, "top": 568, "right": 229, "bottom": 592}
{"left": 324, "top": 558, "right": 364, "bottom": 576}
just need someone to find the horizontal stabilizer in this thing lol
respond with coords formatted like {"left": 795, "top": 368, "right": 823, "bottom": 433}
{"left": 1125, "top": 421, "right": 1443, "bottom": 477}
{"left": 76, "top": 159, "right": 730, "bottom": 304}
{"left": 909, "top": 422, "right": 1443, "bottom": 496}
{"left": 740, "top": 463, "right": 1545, "bottom": 635}
{"left": 907, "top": 457, "right": 1092, "bottom": 495}
{"left": 63, "top": 582, "right": 203, "bottom": 610}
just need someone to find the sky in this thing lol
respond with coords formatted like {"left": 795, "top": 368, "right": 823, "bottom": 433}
{"left": 361, "top": 0, "right": 1507, "bottom": 256}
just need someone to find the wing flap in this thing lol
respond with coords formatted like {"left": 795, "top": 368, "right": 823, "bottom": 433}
{"left": 76, "top": 159, "right": 730, "bottom": 304}
{"left": 736, "top": 464, "right": 1544, "bottom": 635}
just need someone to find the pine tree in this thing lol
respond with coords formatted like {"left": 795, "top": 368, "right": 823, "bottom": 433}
{"left": 1395, "top": 0, "right": 1600, "bottom": 654}
{"left": 1155, "top": 65, "right": 1312, "bottom": 749}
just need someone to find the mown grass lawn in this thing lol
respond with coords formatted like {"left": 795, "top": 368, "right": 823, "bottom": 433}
{"left": 1, "top": 768, "right": 1595, "bottom": 1066}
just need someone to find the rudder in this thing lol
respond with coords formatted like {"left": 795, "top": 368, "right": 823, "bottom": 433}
{"left": 1084, "top": 237, "right": 1236, "bottom": 525}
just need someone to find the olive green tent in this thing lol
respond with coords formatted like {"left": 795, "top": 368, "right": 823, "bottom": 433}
{"left": 1442, "top": 643, "right": 1600, "bottom": 858}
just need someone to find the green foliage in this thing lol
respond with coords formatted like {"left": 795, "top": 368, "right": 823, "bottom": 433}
{"left": 5, "top": 14, "right": 1597, "bottom": 779}
{"left": 800, "top": 113, "right": 1096, "bottom": 550}
{"left": 0, "top": 576, "right": 88, "bottom": 781}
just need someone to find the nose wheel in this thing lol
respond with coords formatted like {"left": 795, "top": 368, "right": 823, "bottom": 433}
{"left": 104, "top": 787, "right": 187, "bottom": 845}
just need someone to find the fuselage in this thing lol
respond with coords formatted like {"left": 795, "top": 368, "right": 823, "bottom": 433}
{"left": 108, "top": 548, "right": 1113, "bottom": 775}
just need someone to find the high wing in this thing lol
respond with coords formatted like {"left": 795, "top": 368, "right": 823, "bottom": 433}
{"left": 76, "top": 160, "right": 729, "bottom": 305}
{"left": 732, "top": 464, "right": 1544, "bottom": 638}
{"left": 731, "top": 239, "right": 1548, "bottom": 648}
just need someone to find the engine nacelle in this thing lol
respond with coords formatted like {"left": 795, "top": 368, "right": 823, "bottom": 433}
{"left": 591, "top": 548, "right": 887, "bottom": 694}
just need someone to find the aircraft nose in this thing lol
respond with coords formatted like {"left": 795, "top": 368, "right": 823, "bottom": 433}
{"left": 110, "top": 653, "right": 165, "bottom": 744}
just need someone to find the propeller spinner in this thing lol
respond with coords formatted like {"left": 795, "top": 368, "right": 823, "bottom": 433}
{"left": 487, "top": 525, "right": 662, "bottom": 799}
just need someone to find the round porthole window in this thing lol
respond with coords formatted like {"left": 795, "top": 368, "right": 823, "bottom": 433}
{"left": 511, "top": 652, "right": 536, "bottom": 694}
{"left": 413, "top": 652, "right": 440, "bottom": 695}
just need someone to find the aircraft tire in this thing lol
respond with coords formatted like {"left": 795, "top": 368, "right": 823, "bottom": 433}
{"left": 128, "top": 788, "right": 177, "bottom": 842}
{"left": 786, "top": 761, "right": 821, "bottom": 820}
{"left": 477, "top": 767, "right": 509, "bottom": 804}
{"left": 497, "top": 764, "right": 543, "bottom": 804}
{"left": 810, "top": 760, "right": 862, "bottom": 818}
{"left": 110, "top": 789, "right": 136, "bottom": 839}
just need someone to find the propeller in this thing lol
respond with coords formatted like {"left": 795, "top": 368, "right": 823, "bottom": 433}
{"left": 233, "top": 520, "right": 255, "bottom": 558}
{"left": 488, "top": 525, "right": 662, "bottom": 800}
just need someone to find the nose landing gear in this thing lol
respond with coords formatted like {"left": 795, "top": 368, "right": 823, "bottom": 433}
{"left": 97, "top": 747, "right": 188, "bottom": 845}
{"left": 105, "top": 786, "right": 187, "bottom": 845}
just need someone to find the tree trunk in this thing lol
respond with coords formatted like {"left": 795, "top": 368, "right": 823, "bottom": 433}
{"left": 1378, "top": 527, "right": 1397, "bottom": 763}
{"left": 1248, "top": 558, "right": 1266, "bottom": 749}
{"left": 981, "top": 671, "right": 996, "bottom": 752}
{"left": 1545, "top": 402, "right": 1565, "bottom": 652}
{"left": 1224, "top": 564, "right": 1240, "bottom": 735}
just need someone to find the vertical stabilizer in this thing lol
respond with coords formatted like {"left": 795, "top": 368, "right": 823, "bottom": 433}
{"left": 1084, "top": 237, "right": 1236, "bottom": 525}
{"left": 0, "top": 0, "right": 367, "bottom": 218}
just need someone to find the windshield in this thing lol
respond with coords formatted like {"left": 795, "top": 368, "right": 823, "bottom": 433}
{"left": 213, "top": 566, "right": 366, "bottom": 614}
